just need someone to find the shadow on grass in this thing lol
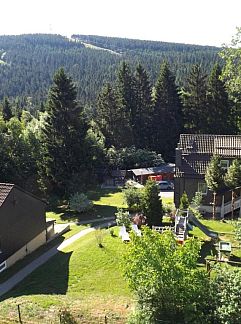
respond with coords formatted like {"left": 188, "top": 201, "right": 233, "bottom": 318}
{"left": 1, "top": 250, "right": 73, "bottom": 301}
{"left": 198, "top": 241, "right": 217, "bottom": 265}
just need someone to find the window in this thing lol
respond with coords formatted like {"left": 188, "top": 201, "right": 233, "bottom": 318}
{"left": 198, "top": 182, "right": 207, "bottom": 195}
{"left": 220, "top": 160, "right": 229, "bottom": 170}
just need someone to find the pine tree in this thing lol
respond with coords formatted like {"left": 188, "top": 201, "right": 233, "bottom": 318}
{"left": 181, "top": 64, "right": 207, "bottom": 133}
{"left": 152, "top": 62, "right": 182, "bottom": 161}
{"left": 2, "top": 97, "right": 12, "bottom": 121}
{"left": 206, "top": 64, "right": 233, "bottom": 134}
{"left": 40, "top": 68, "right": 89, "bottom": 197}
{"left": 133, "top": 64, "right": 153, "bottom": 149}
{"left": 205, "top": 155, "right": 224, "bottom": 219}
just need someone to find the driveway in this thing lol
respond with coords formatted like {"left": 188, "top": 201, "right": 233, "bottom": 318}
{"left": 158, "top": 190, "right": 174, "bottom": 200}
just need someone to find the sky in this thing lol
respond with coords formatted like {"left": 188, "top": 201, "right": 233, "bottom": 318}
{"left": 0, "top": 0, "right": 240, "bottom": 47}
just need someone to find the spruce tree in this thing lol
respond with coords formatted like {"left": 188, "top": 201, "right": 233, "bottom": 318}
{"left": 133, "top": 64, "right": 153, "bottom": 149}
{"left": 181, "top": 64, "right": 207, "bottom": 133}
{"left": 40, "top": 68, "right": 89, "bottom": 197}
{"left": 205, "top": 155, "right": 224, "bottom": 219}
{"left": 116, "top": 61, "right": 135, "bottom": 146}
{"left": 142, "top": 180, "right": 163, "bottom": 226}
{"left": 152, "top": 62, "right": 182, "bottom": 161}
{"left": 206, "top": 64, "right": 233, "bottom": 134}
{"left": 2, "top": 97, "right": 12, "bottom": 121}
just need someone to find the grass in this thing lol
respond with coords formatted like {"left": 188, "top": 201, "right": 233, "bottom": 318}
{"left": 47, "top": 188, "right": 126, "bottom": 223}
{"left": 0, "top": 224, "right": 87, "bottom": 284}
{"left": 0, "top": 227, "right": 133, "bottom": 323}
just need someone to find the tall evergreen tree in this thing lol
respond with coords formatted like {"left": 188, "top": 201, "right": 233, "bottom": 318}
{"left": 152, "top": 62, "right": 182, "bottom": 161}
{"left": 133, "top": 64, "right": 153, "bottom": 149}
{"left": 206, "top": 64, "right": 233, "bottom": 134}
{"left": 181, "top": 64, "right": 207, "bottom": 133}
{"left": 116, "top": 61, "right": 135, "bottom": 146}
{"left": 2, "top": 97, "right": 12, "bottom": 121}
{"left": 39, "top": 68, "right": 89, "bottom": 197}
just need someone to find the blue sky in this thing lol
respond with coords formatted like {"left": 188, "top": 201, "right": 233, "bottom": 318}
{"left": 0, "top": 0, "right": 240, "bottom": 46}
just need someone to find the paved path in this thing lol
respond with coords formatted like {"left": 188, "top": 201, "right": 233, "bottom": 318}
{"left": 0, "top": 220, "right": 115, "bottom": 298}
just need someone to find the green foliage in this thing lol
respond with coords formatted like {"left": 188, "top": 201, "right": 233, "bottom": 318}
{"left": 224, "top": 159, "right": 241, "bottom": 189}
{"left": 205, "top": 155, "right": 224, "bottom": 192}
{"left": 181, "top": 64, "right": 208, "bottom": 133}
{"left": 234, "top": 221, "right": 241, "bottom": 245}
{"left": 206, "top": 63, "right": 234, "bottom": 134}
{"left": 69, "top": 192, "right": 93, "bottom": 213}
{"left": 39, "top": 68, "right": 90, "bottom": 197}
{"left": 123, "top": 187, "right": 143, "bottom": 212}
{"left": 142, "top": 180, "right": 163, "bottom": 226}
{"left": 106, "top": 146, "right": 164, "bottom": 169}
{"left": 123, "top": 227, "right": 210, "bottom": 323}
{"left": 220, "top": 27, "right": 241, "bottom": 131}
{"left": 211, "top": 264, "right": 241, "bottom": 323}
{"left": 94, "top": 228, "right": 106, "bottom": 248}
{"left": 179, "top": 191, "right": 189, "bottom": 210}
{"left": 115, "top": 208, "right": 131, "bottom": 228}
{"left": 152, "top": 61, "right": 182, "bottom": 161}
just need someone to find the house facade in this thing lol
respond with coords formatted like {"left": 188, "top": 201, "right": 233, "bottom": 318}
{"left": 0, "top": 183, "right": 47, "bottom": 271}
{"left": 174, "top": 134, "right": 241, "bottom": 217}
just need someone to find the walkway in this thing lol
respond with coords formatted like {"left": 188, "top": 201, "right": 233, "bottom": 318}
{"left": 0, "top": 220, "right": 115, "bottom": 298}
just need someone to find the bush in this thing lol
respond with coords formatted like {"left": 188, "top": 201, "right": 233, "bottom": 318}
{"left": 69, "top": 192, "right": 93, "bottom": 213}
{"left": 115, "top": 208, "right": 131, "bottom": 228}
{"left": 123, "top": 187, "right": 143, "bottom": 212}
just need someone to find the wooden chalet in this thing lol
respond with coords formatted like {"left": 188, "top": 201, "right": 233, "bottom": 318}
{"left": 174, "top": 134, "right": 241, "bottom": 217}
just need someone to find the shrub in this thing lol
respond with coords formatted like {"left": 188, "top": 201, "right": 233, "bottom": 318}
{"left": 123, "top": 187, "right": 143, "bottom": 212}
{"left": 95, "top": 228, "right": 106, "bottom": 248}
{"left": 69, "top": 192, "right": 93, "bottom": 213}
{"left": 115, "top": 208, "right": 131, "bottom": 228}
{"left": 179, "top": 191, "right": 189, "bottom": 210}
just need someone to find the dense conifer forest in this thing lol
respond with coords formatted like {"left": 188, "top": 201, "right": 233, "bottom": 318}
{"left": 0, "top": 33, "right": 240, "bottom": 198}
{"left": 0, "top": 33, "right": 219, "bottom": 105}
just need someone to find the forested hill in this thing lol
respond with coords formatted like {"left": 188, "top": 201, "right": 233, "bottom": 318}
{"left": 0, "top": 33, "right": 220, "bottom": 105}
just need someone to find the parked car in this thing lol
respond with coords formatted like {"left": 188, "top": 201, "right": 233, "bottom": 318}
{"left": 158, "top": 181, "right": 174, "bottom": 190}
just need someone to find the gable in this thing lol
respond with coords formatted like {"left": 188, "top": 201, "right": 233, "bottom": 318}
{"left": 0, "top": 183, "right": 14, "bottom": 207}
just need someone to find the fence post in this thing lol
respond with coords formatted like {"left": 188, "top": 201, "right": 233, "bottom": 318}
{"left": 17, "top": 304, "right": 22, "bottom": 324}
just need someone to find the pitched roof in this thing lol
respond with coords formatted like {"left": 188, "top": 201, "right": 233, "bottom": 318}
{"left": 0, "top": 183, "right": 14, "bottom": 207}
{"left": 178, "top": 134, "right": 241, "bottom": 157}
{"left": 176, "top": 134, "right": 241, "bottom": 176}
{"left": 0, "top": 183, "right": 47, "bottom": 207}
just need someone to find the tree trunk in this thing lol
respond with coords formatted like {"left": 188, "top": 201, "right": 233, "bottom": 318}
{"left": 213, "top": 192, "right": 216, "bottom": 220}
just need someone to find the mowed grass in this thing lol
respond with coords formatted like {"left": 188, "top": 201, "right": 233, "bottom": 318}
{"left": 47, "top": 188, "right": 126, "bottom": 223}
{"left": 0, "top": 227, "right": 133, "bottom": 323}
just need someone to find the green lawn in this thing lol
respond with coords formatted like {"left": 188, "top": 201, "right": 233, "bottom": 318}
{"left": 0, "top": 224, "right": 86, "bottom": 284}
{"left": 47, "top": 188, "right": 126, "bottom": 223}
{"left": 0, "top": 227, "right": 133, "bottom": 323}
